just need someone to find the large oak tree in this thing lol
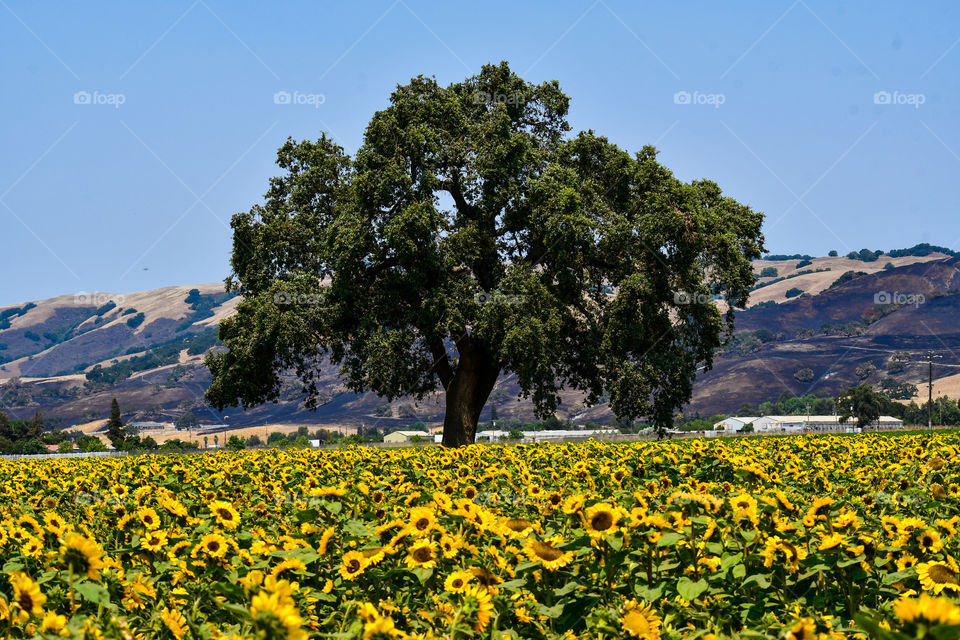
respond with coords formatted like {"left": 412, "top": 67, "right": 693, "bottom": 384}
{"left": 205, "top": 62, "right": 765, "bottom": 445}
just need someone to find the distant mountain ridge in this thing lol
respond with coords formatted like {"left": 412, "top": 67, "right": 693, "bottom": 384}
{"left": 2, "top": 249, "right": 960, "bottom": 427}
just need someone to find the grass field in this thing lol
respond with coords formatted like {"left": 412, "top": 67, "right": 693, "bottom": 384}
{"left": 0, "top": 432, "right": 958, "bottom": 638}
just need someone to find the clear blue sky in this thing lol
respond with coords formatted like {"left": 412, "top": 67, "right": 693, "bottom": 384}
{"left": 2, "top": 1, "right": 958, "bottom": 306}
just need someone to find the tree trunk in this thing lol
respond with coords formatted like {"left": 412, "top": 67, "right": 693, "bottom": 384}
{"left": 441, "top": 353, "right": 499, "bottom": 447}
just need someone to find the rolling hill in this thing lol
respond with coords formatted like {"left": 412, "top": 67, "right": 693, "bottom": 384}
{"left": 2, "top": 248, "right": 960, "bottom": 431}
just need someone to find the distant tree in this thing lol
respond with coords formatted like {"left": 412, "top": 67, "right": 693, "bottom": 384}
{"left": 372, "top": 404, "right": 390, "bottom": 417}
{"left": 28, "top": 411, "right": 44, "bottom": 439}
{"left": 175, "top": 411, "right": 199, "bottom": 431}
{"left": 246, "top": 434, "right": 263, "bottom": 447}
{"left": 58, "top": 441, "right": 74, "bottom": 453}
{"left": 408, "top": 421, "right": 428, "bottom": 432}
{"left": 78, "top": 435, "right": 107, "bottom": 453}
{"left": 837, "top": 384, "right": 883, "bottom": 429}
{"left": 736, "top": 403, "right": 758, "bottom": 417}
{"left": 226, "top": 435, "right": 245, "bottom": 450}
{"left": 268, "top": 431, "right": 287, "bottom": 445}
{"left": 794, "top": 368, "right": 815, "bottom": 383}
{"left": 741, "top": 423, "right": 755, "bottom": 433}
{"left": 759, "top": 267, "right": 778, "bottom": 278}
{"left": 785, "top": 287, "right": 803, "bottom": 298}
{"left": 795, "top": 259, "right": 812, "bottom": 269}
{"left": 855, "top": 363, "right": 877, "bottom": 380}
{"left": 828, "top": 250, "right": 838, "bottom": 257}
{"left": 0, "top": 411, "right": 9, "bottom": 441}
{"left": 106, "top": 398, "right": 126, "bottom": 448}
{"left": 883, "top": 262, "right": 894, "bottom": 270}
{"left": 141, "top": 436, "right": 158, "bottom": 450}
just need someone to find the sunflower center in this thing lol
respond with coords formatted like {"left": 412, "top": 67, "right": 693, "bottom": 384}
{"left": 208, "top": 541, "right": 220, "bottom": 552}
{"left": 451, "top": 578, "right": 463, "bottom": 589}
{"left": 929, "top": 564, "right": 959, "bottom": 584}
{"left": 591, "top": 511, "right": 614, "bottom": 531}
{"left": 346, "top": 559, "right": 361, "bottom": 573}
{"left": 414, "top": 518, "right": 430, "bottom": 531}
{"left": 506, "top": 518, "right": 532, "bottom": 532}
{"left": 18, "top": 593, "right": 33, "bottom": 611}
{"left": 533, "top": 541, "right": 564, "bottom": 561}
{"left": 413, "top": 547, "right": 432, "bottom": 563}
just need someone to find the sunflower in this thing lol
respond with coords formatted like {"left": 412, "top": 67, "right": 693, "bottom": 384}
{"left": 406, "top": 506, "right": 436, "bottom": 537}
{"left": 524, "top": 538, "right": 574, "bottom": 570}
{"left": 785, "top": 617, "right": 816, "bottom": 640}
{"left": 160, "top": 607, "right": 188, "bottom": 639}
{"left": 340, "top": 550, "right": 369, "bottom": 580}
{"left": 137, "top": 507, "right": 161, "bottom": 530}
{"left": 460, "top": 584, "right": 494, "bottom": 632}
{"left": 562, "top": 494, "right": 586, "bottom": 514}
{"left": 60, "top": 532, "right": 105, "bottom": 579}
{"left": 621, "top": 600, "right": 661, "bottom": 639}
{"left": 804, "top": 497, "right": 834, "bottom": 524}
{"left": 918, "top": 529, "right": 944, "bottom": 554}
{"left": 406, "top": 540, "right": 437, "bottom": 569}
{"left": 439, "top": 534, "right": 460, "bottom": 559}
{"left": 584, "top": 503, "right": 622, "bottom": 538}
{"left": 917, "top": 560, "right": 960, "bottom": 594}
{"left": 9, "top": 572, "right": 46, "bottom": 622}
{"left": 140, "top": 529, "right": 168, "bottom": 552}
{"left": 730, "top": 494, "right": 759, "bottom": 525}
{"left": 443, "top": 570, "right": 473, "bottom": 594}
{"left": 40, "top": 611, "right": 67, "bottom": 634}
{"left": 196, "top": 532, "right": 229, "bottom": 559}
{"left": 502, "top": 518, "right": 536, "bottom": 537}
{"left": 894, "top": 593, "right": 960, "bottom": 624}
{"left": 209, "top": 500, "right": 240, "bottom": 530}
{"left": 42, "top": 511, "right": 67, "bottom": 535}
{"left": 819, "top": 533, "right": 844, "bottom": 551}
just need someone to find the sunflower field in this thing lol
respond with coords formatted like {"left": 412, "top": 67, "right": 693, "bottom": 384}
{"left": 1, "top": 433, "right": 960, "bottom": 639}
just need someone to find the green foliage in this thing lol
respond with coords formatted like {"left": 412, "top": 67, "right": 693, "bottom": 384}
{"left": 828, "top": 250, "right": 838, "bottom": 257}
{"left": 78, "top": 435, "right": 107, "bottom": 453}
{"left": 827, "top": 270, "right": 867, "bottom": 290}
{"left": 793, "top": 368, "right": 814, "bottom": 382}
{"left": 106, "top": 398, "right": 125, "bottom": 448}
{"left": 847, "top": 248, "right": 882, "bottom": 262}
{"left": 761, "top": 254, "right": 812, "bottom": 261}
{"left": 84, "top": 329, "right": 218, "bottom": 387}
{"left": 226, "top": 435, "right": 246, "bottom": 450}
{"left": 887, "top": 243, "right": 959, "bottom": 258}
{"left": 174, "top": 411, "right": 199, "bottom": 430}
{"left": 795, "top": 258, "right": 812, "bottom": 268}
{"left": 205, "top": 62, "right": 765, "bottom": 443}
{"left": 879, "top": 377, "right": 918, "bottom": 400}
{"left": 126, "top": 313, "right": 146, "bottom": 329}
{"left": 785, "top": 287, "right": 803, "bottom": 298}
{"left": 58, "top": 441, "right": 74, "bottom": 453}
{"left": 759, "top": 267, "right": 778, "bottom": 278}
{"left": 837, "top": 384, "right": 883, "bottom": 429}
{"left": 95, "top": 301, "right": 117, "bottom": 316}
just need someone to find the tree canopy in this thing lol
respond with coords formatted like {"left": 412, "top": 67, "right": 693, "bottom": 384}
{"left": 206, "top": 62, "right": 765, "bottom": 445}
